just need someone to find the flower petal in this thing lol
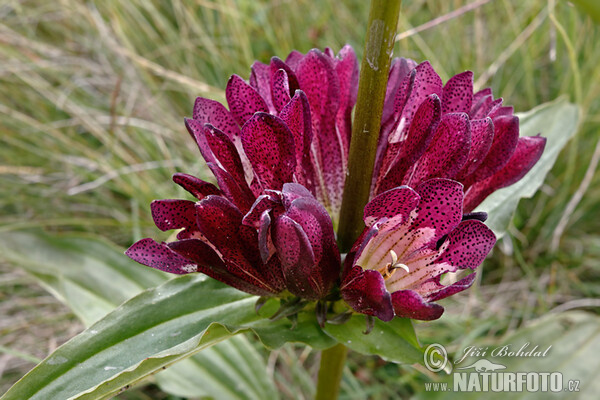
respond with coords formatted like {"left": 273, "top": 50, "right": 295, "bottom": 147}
{"left": 442, "top": 71, "right": 473, "bottom": 114}
{"left": 464, "top": 135, "right": 546, "bottom": 211}
{"left": 249, "top": 61, "right": 275, "bottom": 113}
{"left": 242, "top": 192, "right": 279, "bottom": 228}
{"left": 391, "top": 290, "right": 444, "bottom": 320}
{"left": 464, "top": 115, "right": 520, "bottom": 186}
{"left": 425, "top": 272, "right": 477, "bottom": 302}
{"left": 193, "top": 97, "right": 241, "bottom": 141}
{"left": 207, "top": 163, "right": 255, "bottom": 214}
{"left": 272, "top": 214, "right": 319, "bottom": 298}
{"left": 169, "top": 238, "right": 277, "bottom": 296}
{"left": 403, "top": 112, "right": 471, "bottom": 186}
{"left": 435, "top": 219, "right": 496, "bottom": 270}
{"left": 412, "top": 178, "right": 464, "bottom": 243}
{"left": 126, "top": 238, "right": 195, "bottom": 275}
{"left": 195, "top": 195, "right": 276, "bottom": 292}
{"left": 257, "top": 210, "right": 275, "bottom": 264}
{"left": 455, "top": 117, "right": 494, "bottom": 180}
{"left": 283, "top": 196, "right": 341, "bottom": 297}
{"left": 375, "top": 94, "right": 441, "bottom": 194}
{"left": 295, "top": 49, "right": 344, "bottom": 213}
{"left": 150, "top": 199, "right": 197, "bottom": 232}
{"left": 382, "top": 57, "right": 417, "bottom": 125}
{"left": 285, "top": 50, "right": 304, "bottom": 69}
{"left": 184, "top": 118, "right": 216, "bottom": 165}
{"left": 363, "top": 186, "right": 420, "bottom": 227}
{"left": 341, "top": 266, "right": 394, "bottom": 322}
{"left": 279, "top": 91, "right": 315, "bottom": 191}
{"left": 397, "top": 61, "right": 443, "bottom": 138}
{"left": 270, "top": 68, "right": 292, "bottom": 112}
{"left": 270, "top": 57, "right": 300, "bottom": 93}
{"left": 226, "top": 74, "right": 269, "bottom": 127}
{"left": 172, "top": 173, "right": 222, "bottom": 200}
{"left": 333, "top": 45, "right": 359, "bottom": 165}
{"left": 204, "top": 124, "right": 248, "bottom": 189}
{"left": 241, "top": 112, "right": 296, "bottom": 191}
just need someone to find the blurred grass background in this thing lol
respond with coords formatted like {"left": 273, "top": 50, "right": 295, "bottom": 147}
{"left": 0, "top": 0, "right": 599, "bottom": 398}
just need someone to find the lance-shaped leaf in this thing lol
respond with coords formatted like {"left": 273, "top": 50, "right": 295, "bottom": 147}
{"left": 0, "top": 231, "right": 281, "bottom": 400}
{"left": 0, "top": 275, "right": 335, "bottom": 400}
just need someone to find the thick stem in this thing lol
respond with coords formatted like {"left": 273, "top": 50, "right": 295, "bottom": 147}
{"left": 337, "top": 0, "right": 402, "bottom": 252}
{"left": 316, "top": 3, "right": 402, "bottom": 399}
{"left": 315, "top": 343, "right": 348, "bottom": 400}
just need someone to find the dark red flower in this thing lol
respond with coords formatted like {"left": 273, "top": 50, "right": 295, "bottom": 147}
{"left": 341, "top": 179, "right": 496, "bottom": 321}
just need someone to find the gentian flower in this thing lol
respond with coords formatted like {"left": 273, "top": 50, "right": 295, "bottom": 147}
{"left": 341, "top": 179, "right": 496, "bottom": 321}
{"left": 374, "top": 59, "right": 547, "bottom": 212}
{"left": 125, "top": 46, "right": 356, "bottom": 299}
{"left": 126, "top": 45, "right": 538, "bottom": 320}
{"left": 188, "top": 46, "right": 358, "bottom": 223}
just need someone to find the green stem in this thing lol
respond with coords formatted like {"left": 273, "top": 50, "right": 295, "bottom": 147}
{"left": 315, "top": 343, "right": 348, "bottom": 400}
{"left": 316, "top": 2, "right": 402, "bottom": 399}
{"left": 337, "top": 0, "right": 402, "bottom": 252}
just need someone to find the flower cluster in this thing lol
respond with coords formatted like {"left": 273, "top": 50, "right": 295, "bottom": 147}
{"left": 127, "top": 45, "right": 545, "bottom": 321}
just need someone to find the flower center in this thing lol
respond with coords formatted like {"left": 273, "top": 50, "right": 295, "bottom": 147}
{"left": 377, "top": 250, "right": 409, "bottom": 281}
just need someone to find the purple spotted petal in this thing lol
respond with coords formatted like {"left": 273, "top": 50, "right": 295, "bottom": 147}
{"left": 184, "top": 118, "right": 216, "bottom": 165}
{"left": 281, "top": 182, "right": 314, "bottom": 207}
{"left": 279, "top": 91, "right": 315, "bottom": 191}
{"left": 435, "top": 220, "right": 496, "bottom": 270}
{"left": 456, "top": 117, "right": 494, "bottom": 180}
{"left": 249, "top": 61, "right": 275, "bottom": 113}
{"left": 464, "top": 135, "right": 546, "bottom": 211}
{"left": 363, "top": 186, "right": 420, "bottom": 227}
{"left": 192, "top": 97, "right": 241, "bottom": 141}
{"left": 403, "top": 112, "right": 471, "bottom": 186}
{"left": 195, "top": 195, "right": 276, "bottom": 293}
{"left": 271, "top": 57, "right": 300, "bottom": 92}
{"left": 151, "top": 199, "right": 196, "bottom": 231}
{"left": 226, "top": 74, "right": 269, "bottom": 127}
{"left": 341, "top": 266, "right": 394, "bottom": 322}
{"left": 172, "top": 173, "right": 221, "bottom": 200}
{"left": 425, "top": 273, "right": 477, "bottom": 302}
{"left": 332, "top": 45, "right": 359, "bottom": 163}
{"left": 391, "top": 290, "right": 444, "bottom": 320}
{"left": 283, "top": 196, "right": 341, "bottom": 298}
{"left": 241, "top": 113, "right": 296, "bottom": 191}
{"left": 375, "top": 94, "right": 441, "bottom": 194}
{"left": 295, "top": 49, "right": 344, "bottom": 213}
{"left": 272, "top": 214, "right": 319, "bottom": 298}
{"left": 204, "top": 124, "right": 248, "bottom": 189}
{"left": 397, "top": 61, "right": 443, "bottom": 137}
{"left": 242, "top": 192, "right": 279, "bottom": 228}
{"left": 270, "top": 68, "right": 292, "bottom": 112}
{"left": 464, "top": 115, "right": 520, "bottom": 186}
{"left": 257, "top": 210, "right": 275, "bottom": 264}
{"left": 126, "top": 238, "right": 195, "bottom": 275}
{"left": 207, "top": 163, "right": 254, "bottom": 214}
{"left": 169, "top": 238, "right": 279, "bottom": 296}
{"left": 412, "top": 179, "right": 464, "bottom": 243}
{"left": 382, "top": 57, "right": 417, "bottom": 125}
{"left": 442, "top": 71, "right": 473, "bottom": 114}
{"left": 285, "top": 50, "right": 304, "bottom": 69}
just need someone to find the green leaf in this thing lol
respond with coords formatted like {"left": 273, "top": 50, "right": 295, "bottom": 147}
{"left": 323, "top": 315, "right": 423, "bottom": 364}
{"left": 155, "top": 335, "right": 278, "bottom": 400}
{"left": 570, "top": 0, "right": 600, "bottom": 23}
{"left": 416, "top": 311, "right": 600, "bottom": 399}
{"left": 0, "top": 231, "right": 167, "bottom": 326}
{"left": 0, "top": 231, "right": 286, "bottom": 399}
{"left": 475, "top": 97, "right": 580, "bottom": 237}
{"left": 1, "top": 275, "right": 333, "bottom": 400}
